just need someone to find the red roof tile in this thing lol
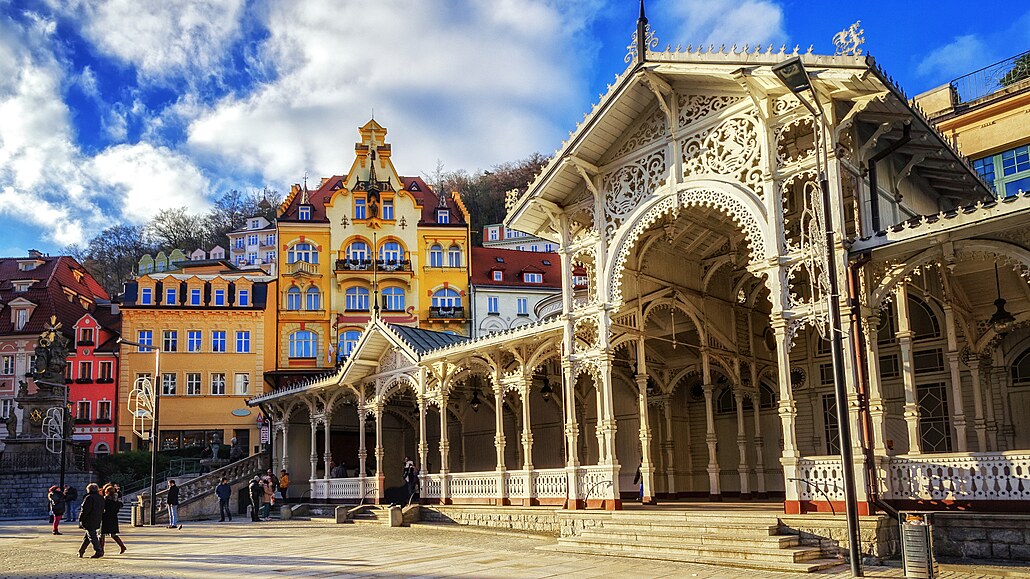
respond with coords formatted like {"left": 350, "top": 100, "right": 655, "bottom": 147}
{"left": 0, "top": 256, "right": 111, "bottom": 338}
{"left": 470, "top": 247, "right": 562, "bottom": 289}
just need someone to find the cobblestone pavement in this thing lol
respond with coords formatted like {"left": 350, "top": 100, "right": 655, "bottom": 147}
{"left": 1, "top": 519, "right": 1028, "bottom": 578}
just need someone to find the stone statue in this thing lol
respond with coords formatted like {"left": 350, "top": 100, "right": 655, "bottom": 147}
{"left": 209, "top": 432, "right": 222, "bottom": 458}
{"left": 33, "top": 316, "right": 70, "bottom": 387}
{"left": 229, "top": 437, "right": 245, "bottom": 462}
{"left": 5, "top": 410, "right": 17, "bottom": 440}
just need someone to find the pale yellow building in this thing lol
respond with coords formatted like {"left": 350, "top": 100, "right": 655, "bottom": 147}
{"left": 117, "top": 258, "right": 276, "bottom": 455}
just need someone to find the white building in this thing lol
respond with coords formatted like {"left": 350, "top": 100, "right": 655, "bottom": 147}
{"left": 469, "top": 247, "right": 561, "bottom": 337}
{"left": 227, "top": 216, "right": 277, "bottom": 275}
{"left": 482, "top": 224, "right": 556, "bottom": 253}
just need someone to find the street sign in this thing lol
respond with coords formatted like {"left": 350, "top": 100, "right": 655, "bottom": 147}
{"left": 260, "top": 425, "right": 270, "bottom": 443}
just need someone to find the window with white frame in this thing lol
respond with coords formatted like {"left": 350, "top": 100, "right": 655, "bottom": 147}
{"left": 99, "top": 361, "right": 113, "bottom": 380}
{"left": 382, "top": 287, "right": 405, "bottom": 311}
{"left": 298, "top": 205, "right": 312, "bottom": 220}
{"left": 287, "top": 243, "right": 318, "bottom": 264}
{"left": 187, "top": 330, "right": 202, "bottom": 352}
{"left": 488, "top": 227, "right": 499, "bottom": 241}
{"left": 165, "top": 286, "right": 177, "bottom": 305}
{"left": 15, "top": 309, "right": 28, "bottom": 331}
{"left": 211, "top": 373, "right": 226, "bottom": 395}
{"left": 523, "top": 272, "right": 543, "bottom": 283}
{"left": 0, "top": 399, "right": 12, "bottom": 419}
{"left": 429, "top": 244, "right": 443, "bottom": 267}
{"left": 383, "top": 199, "right": 394, "bottom": 220}
{"left": 345, "top": 287, "right": 369, "bottom": 311}
{"left": 137, "top": 330, "right": 153, "bottom": 352}
{"left": 214, "top": 289, "right": 226, "bottom": 306}
{"left": 379, "top": 241, "right": 402, "bottom": 263}
{"left": 236, "top": 331, "right": 250, "bottom": 353}
{"left": 162, "top": 373, "right": 177, "bottom": 395}
{"left": 97, "top": 400, "right": 111, "bottom": 420}
{"left": 186, "top": 373, "right": 201, "bottom": 396}
{"left": 190, "top": 288, "right": 202, "bottom": 306}
{"left": 77, "top": 400, "right": 91, "bottom": 421}
{"left": 212, "top": 331, "right": 226, "bottom": 352}
{"left": 347, "top": 241, "right": 370, "bottom": 262}
{"left": 238, "top": 289, "right": 249, "bottom": 307}
{"left": 517, "top": 298, "right": 528, "bottom": 315}
{"left": 1, "top": 355, "right": 13, "bottom": 375}
{"left": 354, "top": 198, "right": 366, "bottom": 219}
{"left": 492, "top": 270, "right": 502, "bottom": 281}
{"left": 289, "top": 331, "right": 317, "bottom": 358}
{"left": 264, "top": 251, "right": 275, "bottom": 263}
{"left": 447, "top": 245, "right": 461, "bottom": 267}
{"left": 247, "top": 252, "right": 257, "bottom": 265}
{"left": 306, "top": 286, "right": 321, "bottom": 310}
{"left": 247, "top": 234, "right": 258, "bottom": 246}
{"left": 432, "top": 288, "right": 461, "bottom": 308}
{"left": 487, "top": 296, "right": 499, "bottom": 314}
{"left": 234, "top": 373, "right": 250, "bottom": 395}
{"left": 339, "top": 330, "right": 361, "bottom": 360}
{"left": 78, "top": 361, "right": 92, "bottom": 381}
{"left": 437, "top": 209, "right": 449, "bottom": 224}
{"left": 140, "top": 287, "right": 153, "bottom": 305}
{"left": 286, "top": 286, "right": 301, "bottom": 310}
{"left": 163, "top": 330, "right": 178, "bottom": 352}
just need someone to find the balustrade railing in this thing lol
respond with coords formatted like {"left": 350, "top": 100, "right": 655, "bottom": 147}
{"left": 507, "top": 470, "right": 528, "bottom": 497}
{"left": 310, "top": 479, "right": 327, "bottom": 500}
{"left": 449, "top": 471, "right": 498, "bottom": 498}
{"left": 796, "top": 456, "right": 846, "bottom": 502}
{"left": 149, "top": 453, "right": 267, "bottom": 515}
{"left": 421, "top": 473, "right": 443, "bottom": 498}
{"left": 577, "top": 465, "right": 613, "bottom": 498}
{"left": 534, "top": 468, "right": 568, "bottom": 498}
{"left": 884, "top": 451, "right": 1030, "bottom": 501}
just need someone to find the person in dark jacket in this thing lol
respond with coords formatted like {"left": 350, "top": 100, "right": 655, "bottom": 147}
{"left": 48, "top": 486, "right": 65, "bottom": 535}
{"left": 166, "top": 480, "right": 181, "bottom": 529}
{"left": 77, "top": 483, "right": 104, "bottom": 558}
{"left": 100, "top": 484, "right": 126, "bottom": 554}
{"left": 248, "top": 476, "right": 262, "bottom": 522}
{"left": 64, "top": 484, "right": 78, "bottom": 521}
{"left": 215, "top": 477, "right": 232, "bottom": 522}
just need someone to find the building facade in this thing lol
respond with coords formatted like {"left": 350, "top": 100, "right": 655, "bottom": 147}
{"left": 0, "top": 253, "right": 110, "bottom": 451}
{"left": 66, "top": 307, "right": 121, "bottom": 455}
{"left": 271, "top": 119, "right": 471, "bottom": 388}
{"left": 469, "top": 246, "right": 561, "bottom": 337}
{"left": 482, "top": 224, "right": 556, "bottom": 252}
{"left": 227, "top": 216, "right": 277, "bottom": 274}
{"left": 117, "top": 260, "right": 275, "bottom": 455}
{"left": 914, "top": 49, "right": 1030, "bottom": 200}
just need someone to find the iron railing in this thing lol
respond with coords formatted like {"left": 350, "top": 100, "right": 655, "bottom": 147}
{"left": 0, "top": 448, "right": 94, "bottom": 473}
{"left": 334, "top": 258, "right": 412, "bottom": 272}
{"left": 950, "top": 49, "right": 1030, "bottom": 105}
{"left": 429, "top": 306, "right": 464, "bottom": 319}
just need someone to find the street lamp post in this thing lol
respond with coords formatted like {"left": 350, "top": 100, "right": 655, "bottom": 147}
{"left": 773, "top": 57, "right": 863, "bottom": 577}
{"left": 117, "top": 337, "right": 161, "bottom": 525}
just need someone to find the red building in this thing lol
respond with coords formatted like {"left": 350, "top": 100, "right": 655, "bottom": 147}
{"left": 66, "top": 307, "right": 121, "bottom": 455}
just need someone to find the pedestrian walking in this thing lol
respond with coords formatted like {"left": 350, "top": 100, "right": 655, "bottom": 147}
{"left": 215, "top": 477, "right": 232, "bottom": 522}
{"left": 248, "top": 476, "right": 262, "bottom": 522}
{"left": 48, "top": 485, "right": 65, "bottom": 535}
{"left": 261, "top": 475, "right": 274, "bottom": 518}
{"left": 77, "top": 483, "right": 104, "bottom": 558}
{"left": 63, "top": 484, "right": 78, "bottom": 521}
{"left": 100, "top": 484, "right": 126, "bottom": 554}
{"left": 402, "top": 457, "right": 417, "bottom": 498}
{"left": 166, "top": 480, "right": 182, "bottom": 529}
{"left": 633, "top": 459, "right": 643, "bottom": 501}
{"left": 266, "top": 469, "right": 280, "bottom": 499}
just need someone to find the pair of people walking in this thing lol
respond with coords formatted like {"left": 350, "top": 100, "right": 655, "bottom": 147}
{"left": 76, "top": 483, "right": 126, "bottom": 558}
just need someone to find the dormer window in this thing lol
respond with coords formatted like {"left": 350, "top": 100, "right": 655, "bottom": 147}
{"left": 251, "top": 219, "right": 260, "bottom": 229}
{"left": 15, "top": 309, "right": 28, "bottom": 331}
{"left": 437, "top": 210, "right": 449, "bottom": 224}
{"left": 492, "top": 271, "right": 503, "bottom": 282}
{"left": 79, "top": 328, "right": 94, "bottom": 345}
{"left": 17, "top": 259, "right": 43, "bottom": 271}
{"left": 12, "top": 281, "right": 32, "bottom": 292}
{"left": 140, "top": 288, "right": 153, "bottom": 305}
{"left": 409, "top": 181, "right": 420, "bottom": 191}
{"left": 214, "top": 289, "right": 226, "bottom": 306}
{"left": 524, "top": 272, "right": 543, "bottom": 284}
{"left": 166, "top": 287, "right": 177, "bottom": 305}
{"left": 190, "top": 288, "right": 202, "bottom": 306}
{"left": 298, "top": 205, "right": 312, "bottom": 220}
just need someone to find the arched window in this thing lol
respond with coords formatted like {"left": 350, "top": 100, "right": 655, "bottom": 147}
{"left": 429, "top": 244, "right": 443, "bottom": 267}
{"left": 447, "top": 245, "right": 461, "bottom": 268}
{"left": 432, "top": 288, "right": 460, "bottom": 308}
{"left": 289, "top": 330, "right": 317, "bottom": 358}
{"left": 759, "top": 382, "right": 777, "bottom": 409}
{"left": 909, "top": 296, "right": 941, "bottom": 341}
{"left": 339, "top": 330, "right": 361, "bottom": 360}
{"left": 382, "top": 287, "right": 405, "bottom": 311}
{"left": 285, "top": 286, "right": 302, "bottom": 310}
{"left": 1012, "top": 348, "right": 1030, "bottom": 385}
{"left": 715, "top": 387, "right": 736, "bottom": 413}
{"left": 305, "top": 286, "right": 321, "bottom": 310}
{"left": 346, "top": 241, "right": 369, "bottom": 262}
{"left": 93, "top": 442, "right": 110, "bottom": 455}
{"left": 287, "top": 243, "right": 318, "bottom": 264}
{"left": 345, "top": 286, "right": 370, "bottom": 311}
{"left": 379, "top": 241, "right": 402, "bottom": 263}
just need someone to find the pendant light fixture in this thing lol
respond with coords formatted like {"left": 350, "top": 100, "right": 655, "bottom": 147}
{"left": 989, "top": 262, "right": 1016, "bottom": 336}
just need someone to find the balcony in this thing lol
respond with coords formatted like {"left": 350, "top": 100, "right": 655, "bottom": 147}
{"left": 429, "top": 306, "right": 464, "bottom": 319}
{"left": 950, "top": 49, "right": 1030, "bottom": 106}
{"left": 76, "top": 340, "right": 94, "bottom": 347}
{"left": 285, "top": 261, "right": 319, "bottom": 276}
{"left": 335, "top": 258, "right": 412, "bottom": 272}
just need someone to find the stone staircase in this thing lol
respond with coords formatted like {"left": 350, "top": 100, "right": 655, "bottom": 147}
{"left": 545, "top": 510, "right": 843, "bottom": 573}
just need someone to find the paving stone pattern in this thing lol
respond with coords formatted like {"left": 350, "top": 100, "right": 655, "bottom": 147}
{"left": 2, "top": 519, "right": 1028, "bottom": 578}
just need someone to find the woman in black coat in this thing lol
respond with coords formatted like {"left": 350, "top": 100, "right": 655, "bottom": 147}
{"left": 77, "top": 483, "right": 105, "bottom": 558}
{"left": 100, "top": 484, "right": 126, "bottom": 554}
{"left": 48, "top": 486, "right": 65, "bottom": 535}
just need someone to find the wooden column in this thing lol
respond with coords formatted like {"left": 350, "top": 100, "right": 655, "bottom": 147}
{"left": 322, "top": 412, "right": 332, "bottom": 479}
{"left": 439, "top": 394, "right": 451, "bottom": 504}
{"left": 308, "top": 415, "right": 319, "bottom": 480}
{"left": 896, "top": 286, "right": 922, "bottom": 454}
{"left": 943, "top": 305, "right": 968, "bottom": 452}
{"left": 773, "top": 321, "right": 802, "bottom": 513}
{"left": 661, "top": 397, "right": 676, "bottom": 497}
{"left": 357, "top": 405, "right": 367, "bottom": 477}
{"left": 635, "top": 372, "right": 655, "bottom": 503}
{"left": 735, "top": 391, "right": 751, "bottom": 500}
{"left": 702, "top": 350, "right": 721, "bottom": 500}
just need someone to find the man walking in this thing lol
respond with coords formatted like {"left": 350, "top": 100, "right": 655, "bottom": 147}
{"left": 166, "top": 480, "right": 182, "bottom": 529}
{"left": 215, "top": 477, "right": 232, "bottom": 522}
{"left": 248, "top": 476, "right": 262, "bottom": 522}
{"left": 279, "top": 470, "right": 290, "bottom": 503}
{"left": 77, "top": 483, "right": 104, "bottom": 558}
{"left": 64, "top": 484, "right": 78, "bottom": 522}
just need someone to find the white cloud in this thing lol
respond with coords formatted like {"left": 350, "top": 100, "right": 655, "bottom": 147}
{"left": 186, "top": 0, "right": 603, "bottom": 183}
{"left": 916, "top": 35, "right": 990, "bottom": 79}
{"left": 657, "top": 0, "right": 786, "bottom": 48}
{"left": 89, "top": 143, "right": 211, "bottom": 223}
{"left": 54, "top": 0, "right": 246, "bottom": 83}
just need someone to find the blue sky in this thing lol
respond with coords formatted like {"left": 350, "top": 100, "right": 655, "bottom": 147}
{"left": 1, "top": 0, "right": 1027, "bottom": 256}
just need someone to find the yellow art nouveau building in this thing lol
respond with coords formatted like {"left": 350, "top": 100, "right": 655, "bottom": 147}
{"left": 269, "top": 120, "right": 472, "bottom": 390}
{"left": 118, "top": 259, "right": 276, "bottom": 454}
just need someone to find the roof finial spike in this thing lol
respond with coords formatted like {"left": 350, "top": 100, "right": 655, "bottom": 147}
{"left": 635, "top": 0, "right": 648, "bottom": 64}
{"left": 301, "top": 171, "right": 309, "bottom": 205}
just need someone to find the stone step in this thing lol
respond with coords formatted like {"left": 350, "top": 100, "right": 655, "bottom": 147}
{"left": 591, "top": 519, "right": 780, "bottom": 535}
{"left": 540, "top": 542, "right": 842, "bottom": 574}
{"left": 579, "top": 527, "right": 801, "bottom": 548}
{"left": 558, "top": 535, "right": 826, "bottom": 564}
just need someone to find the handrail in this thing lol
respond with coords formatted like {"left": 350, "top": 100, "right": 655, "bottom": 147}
{"left": 788, "top": 477, "right": 837, "bottom": 516}
{"left": 583, "top": 479, "right": 613, "bottom": 499}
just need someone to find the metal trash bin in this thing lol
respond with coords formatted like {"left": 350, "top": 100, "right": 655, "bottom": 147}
{"left": 901, "top": 513, "right": 938, "bottom": 578}
{"left": 132, "top": 496, "right": 144, "bottom": 527}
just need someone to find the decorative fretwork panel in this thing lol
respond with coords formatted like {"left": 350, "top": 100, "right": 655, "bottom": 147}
{"left": 681, "top": 111, "right": 764, "bottom": 196}
{"left": 611, "top": 107, "right": 667, "bottom": 160}
{"left": 677, "top": 93, "right": 744, "bottom": 128}
{"left": 601, "top": 149, "right": 669, "bottom": 241}
{"left": 797, "top": 456, "right": 846, "bottom": 501}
